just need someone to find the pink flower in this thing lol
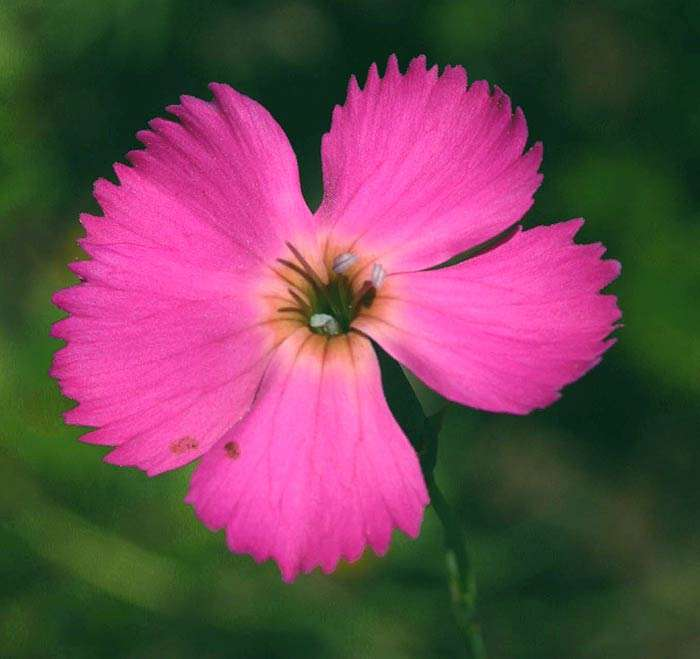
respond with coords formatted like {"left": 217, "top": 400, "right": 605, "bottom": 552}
{"left": 51, "top": 55, "right": 620, "bottom": 582}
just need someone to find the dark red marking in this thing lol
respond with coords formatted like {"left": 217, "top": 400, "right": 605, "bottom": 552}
{"left": 170, "top": 436, "right": 198, "bottom": 454}
{"left": 224, "top": 441, "right": 240, "bottom": 459}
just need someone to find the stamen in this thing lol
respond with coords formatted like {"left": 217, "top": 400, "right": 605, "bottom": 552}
{"left": 371, "top": 263, "right": 386, "bottom": 289}
{"left": 332, "top": 252, "right": 357, "bottom": 274}
{"left": 277, "top": 306, "right": 307, "bottom": 317}
{"left": 274, "top": 243, "right": 382, "bottom": 334}
{"left": 277, "top": 258, "right": 320, "bottom": 293}
{"left": 354, "top": 280, "right": 373, "bottom": 301}
{"left": 309, "top": 313, "right": 341, "bottom": 336}
{"left": 287, "top": 287, "right": 310, "bottom": 314}
{"left": 285, "top": 242, "right": 325, "bottom": 287}
{"left": 351, "top": 280, "right": 376, "bottom": 315}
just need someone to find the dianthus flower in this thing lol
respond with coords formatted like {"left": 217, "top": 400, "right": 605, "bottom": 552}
{"left": 51, "top": 55, "right": 620, "bottom": 581}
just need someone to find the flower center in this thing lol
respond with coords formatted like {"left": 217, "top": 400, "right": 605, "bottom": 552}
{"left": 276, "top": 243, "right": 383, "bottom": 336}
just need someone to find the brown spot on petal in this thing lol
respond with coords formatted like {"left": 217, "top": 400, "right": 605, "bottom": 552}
{"left": 224, "top": 441, "right": 240, "bottom": 459}
{"left": 170, "top": 436, "right": 198, "bottom": 454}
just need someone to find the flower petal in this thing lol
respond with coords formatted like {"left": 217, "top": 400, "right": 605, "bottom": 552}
{"left": 186, "top": 330, "right": 428, "bottom": 582}
{"left": 317, "top": 54, "right": 543, "bottom": 271}
{"left": 51, "top": 282, "right": 279, "bottom": 475}
{"left": 51, "top": 83, "right": 313, "bottom": 474}
{"left": 107, "top": 82, "right": 312, "bottom": 264}
{"left": 355, "top": 220, "right": 621, "bottom": 414}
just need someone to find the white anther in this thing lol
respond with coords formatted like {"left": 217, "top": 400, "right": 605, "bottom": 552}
{"left": 371, "top": 263, "right": 386, "bottom": 289}
{"left": 309, "top": 313, "right": 341, "bottom": 336}
{"left": 332, "top": 252, "right": 357, "bottom": 274}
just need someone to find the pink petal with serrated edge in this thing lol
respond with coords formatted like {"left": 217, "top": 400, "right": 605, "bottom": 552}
{"left": 317, "top": 54, "right": 543, "bottom": 271}
{"left": 186, "top": 330, "right": 428, "bottom": 582}
{"left": 51, "top": 84, "right": 314, "bottom": 475}
{"left": 355, "top": 220, "right": 621, "bottom": 414}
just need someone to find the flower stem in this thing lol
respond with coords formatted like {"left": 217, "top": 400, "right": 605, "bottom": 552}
{"left": 427, "top": 473, "right": 488, "bottom": 659}
{"left": 419, "top": 414, "right": 487, "bottom": 659}
{"left": 373, "top": 345, "right": 488, "bottom": 658}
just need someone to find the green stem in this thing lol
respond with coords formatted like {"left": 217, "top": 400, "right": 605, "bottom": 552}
{"left": 427, "top": 474, "right": 487, "bottom": 659}
{"left": 420, "top": 415, "right": 487, "bottom": 659}
{"left": 373, "top": 345, "right": 487, "bottom": 658}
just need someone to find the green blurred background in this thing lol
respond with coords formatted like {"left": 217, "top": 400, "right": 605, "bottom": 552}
{"left": 1, "top": 1, "right": 699, "bottom": 657}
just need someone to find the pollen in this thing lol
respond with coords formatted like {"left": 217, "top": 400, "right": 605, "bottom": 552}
{"left": 274, "top": 244, "right": 384, "bottom": 337}
{"left": 371, "top": 263, "right": 386, "bottom": 289}
{"left": 332, "top": 252, "right": 357, "bottom": 273}
{"left": 310, "top": 313, "right": 341, "bottom": 336}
